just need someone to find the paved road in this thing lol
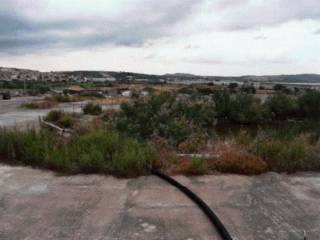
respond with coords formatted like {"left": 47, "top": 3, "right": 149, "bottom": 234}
{"left": 0, "top": 97, "right": 120, "bottom": 127}
{"left": 0, "top": 165, "right": 319, "bottom": 240}
{"left": 0, "top": 97, "right": 43, "bottom": 114}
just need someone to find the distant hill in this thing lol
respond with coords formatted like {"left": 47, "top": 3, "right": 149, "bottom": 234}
{"left": 1, "top": 67, "right": 320, "bottom": 83}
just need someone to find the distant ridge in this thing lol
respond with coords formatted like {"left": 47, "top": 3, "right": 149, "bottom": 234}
{"left": 1, "top": 66, "right": 320, "bottom": 83}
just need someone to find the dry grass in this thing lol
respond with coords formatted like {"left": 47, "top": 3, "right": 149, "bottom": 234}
{"left": 211, "top": 151, "right": 268, "bottom": 175}
{"left": 20, "top": 100, "right": 58, "bottom": 109}
{"left": 148, "top": 136, "right": 177, "bottom": 170}
{"left": 74, "top": 118, "right": 105, "bottom": 135}
{"left": 95, "top": 97, "right": 131, "bottom": 105}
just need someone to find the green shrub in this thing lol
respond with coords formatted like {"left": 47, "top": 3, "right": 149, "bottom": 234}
{"left": 298, "top": 90, "right": 320, "bottom": 119}
{"left": 264, "top": 94, "right": 298, "bottom": 120}
{"left": 45, "top": 110, "right": 64, "bottom": 123}
{"left": 80, "top": 92, "right": 104, "bottom": 98}
{"left": 213, "top": 92, "right": 264, "bottom": 124}
{"left": 50, "top": 95, "right": 73, "bottom": 102}
{"left": 112, "top": 139, "right": 154, "bottom": 176}
{"left": 83, "top": 102, "right": 103, "bottom": 115}
{"left": 273, "top": 84, "right": 293, "bottom": 94}
{"left": 20, "top": 101, "right": 57, "bottom": 110}
{"left": 58, "top": 115, "right": 75, "bottom": 128}
{"left": 20, "top": 102, "right": 39, "bottom": 109}
{"left": 188, "top": 157, "right": 208, "bottom": 175}
{"left": 240, "top": 85, "right": 256, "bottom": 94}
{"left": 45, "top": 110, "right": 76, "bottom": 129}
{"left": 117, "top": 93, "right": 215, "bottom": 146}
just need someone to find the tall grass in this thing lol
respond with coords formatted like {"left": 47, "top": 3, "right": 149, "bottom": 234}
{"left": 0, "top": 128, "right": 155, "bottom": 177}
{"left": 258, "top": 138, "right": 307, "bottom": 172}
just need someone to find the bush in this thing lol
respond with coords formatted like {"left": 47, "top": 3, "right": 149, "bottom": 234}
{"left": 20, "top": 102, "right": 39, "bottom": 109}
{"left": 240, "top": 85, "right": 256, "bottom": 94}
{"left": 45, "top": 110, "right": 76, "bottom": 129}
{"left": 83, "top": 102, "right": 103, "bottom": 115}
{"left": 231, "top": 94, "right": 264, "bottom": 124}
{"left": 213, "top": 92, "right": 264, "bottom": 124}
{"left": 50, "top": 95, "right": 73, "bottom": 103}
{"left": 228, "top": 83, "right": 239, "bottom": 91}
{"left": 298, "top": 90, "right": 320, "bottom": 119}
{"left": 273, "top": 84, "right": 293, "bottom": 94}
{"left": 58, "top": 115, "right": 76, "bottom": 128}
{"left": 188, "top": 157, "right": 208, "bottom": 175}
{"left": 45, "top": 110, "right": 64, "bottom": 123}
{"left": 264, "top": 94, "right": 298, "bottom": 120}
{"left": 177, "top": 132, "right": 207, "bottom": 153}
{"left": 117, "top": 93, "right": 215, "bottom": 146}
{"left": 20, "top": 101, "right": 57, "bottom": 110}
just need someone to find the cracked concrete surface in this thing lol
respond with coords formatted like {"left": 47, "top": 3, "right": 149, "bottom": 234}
{"left": 0, "top": 165, "right": 319, "bottom": 240}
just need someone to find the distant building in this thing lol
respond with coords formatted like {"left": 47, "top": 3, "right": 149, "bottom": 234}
{"left": 66, "top": 85, "right": 85, "bottom": 94}
{"left": 121, "top": 90, "right": 132, "bottom": 97}
{"left": 140, "top": 91, "right": 149, "bottom": 97}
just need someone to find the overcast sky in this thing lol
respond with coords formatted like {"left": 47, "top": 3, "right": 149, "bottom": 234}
{"left": 0, "top": 0, "right": 319, "bottom": 75}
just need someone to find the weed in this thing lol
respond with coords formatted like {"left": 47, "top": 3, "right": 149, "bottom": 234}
{"left": 189, "top": 156, "right": 208, "bottom": 175}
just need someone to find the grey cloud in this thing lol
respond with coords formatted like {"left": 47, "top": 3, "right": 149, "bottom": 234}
{"left": 184, "top": 56, "right": 224, "bottom": 65}
{"left": 315, "top": 29, "right": 320, "bottom": 34}
{"left": 216, "top": 0, "right": 249, "bottom": 9}
{"left": 217, "top": 0, "right": 320, "bottom": 30}
{"left": 0, "top": 0, "right": 202, "bottom": 54}
{"left": 184, "top": 44, "right": 200, "bottom": 50}
{"left": 253, "top": 35, "right": 268, "bottom": 40}
{"left": 0, "top": 14, "right": 27, "bottom": 33}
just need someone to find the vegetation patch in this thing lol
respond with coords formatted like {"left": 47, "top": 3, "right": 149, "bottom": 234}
{"left": 0, "top": 128, "right": 155, "bottom": 177}
{"left": 116, "top": 92, "right": 215, "bottom": 147}
{"left": 20, "top": 101, "right": 57, "bottom": 109}
{"left": 212, "top": 151, "right": 268, "bottom": 175}
{"left": 83, "top": 102, "right": 103, "bottom": 115}
{"left": 3, "top": 90, "right": 320, "bottom": 176}
{"left": 45, "top": 110, "right": 77, "bottom": 129}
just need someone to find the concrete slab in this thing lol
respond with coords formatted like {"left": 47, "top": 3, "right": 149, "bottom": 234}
{"left": 0, "top": 165, "right": 319, "bottom": 240}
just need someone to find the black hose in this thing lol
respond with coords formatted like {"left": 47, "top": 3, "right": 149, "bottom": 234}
{"left": 150, "top": 168, "right": 233, "bottom": 240}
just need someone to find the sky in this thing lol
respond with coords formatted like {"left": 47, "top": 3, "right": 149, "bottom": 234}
{"left": 0, "top": 0, "right": 319, "bottom": 76}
